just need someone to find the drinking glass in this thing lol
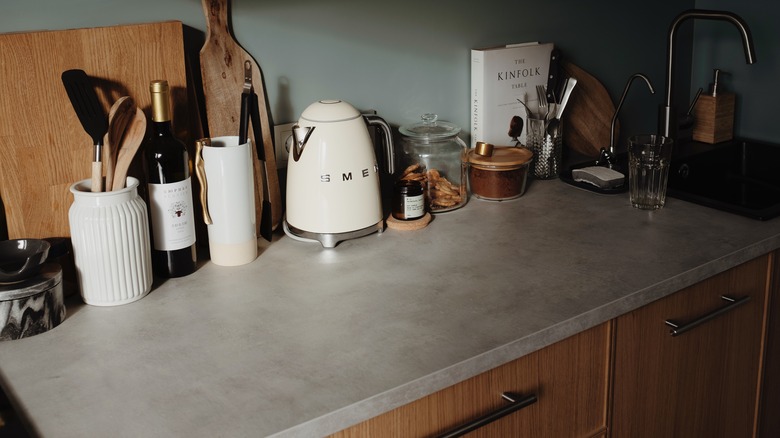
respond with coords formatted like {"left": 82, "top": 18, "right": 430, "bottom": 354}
{"left": 628, "top": 135, "right": 673, "bottom": 210}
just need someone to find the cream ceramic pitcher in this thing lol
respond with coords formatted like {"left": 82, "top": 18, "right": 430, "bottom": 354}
{"left": 194, "top": 136, "right": 258, "bottom": 266}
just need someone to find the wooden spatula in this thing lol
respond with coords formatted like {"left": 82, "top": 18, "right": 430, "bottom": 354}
{"left": 112, "top": 107, "right": 147, "bottom": 191}
{"left": 104, "top": 96, "right": 136, "bottom": 191}
{"left": 200, "top": 0, "right": 283, "bottom": 233}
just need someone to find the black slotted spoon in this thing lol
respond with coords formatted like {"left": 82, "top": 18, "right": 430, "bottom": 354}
{"left": 61, "top": 69, "right": 108, "bottom": 192}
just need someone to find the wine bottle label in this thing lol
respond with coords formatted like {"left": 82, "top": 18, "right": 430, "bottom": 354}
{"left": 148, "top": 178, "right": 197, "bottom": 251}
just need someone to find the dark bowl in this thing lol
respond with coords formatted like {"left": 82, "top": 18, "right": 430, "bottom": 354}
{"left": 0, "top": 239, "right": 51, "bottom": 283}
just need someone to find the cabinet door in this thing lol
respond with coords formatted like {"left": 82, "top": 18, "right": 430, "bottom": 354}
{"left": 332, "top": 322, "right": 610, "bottom": 438}
{"left": 611, "top": 254, "right": 771, "bottom": 438}
{"left": 759, "top": 250, "right": 780, "bottom": 437}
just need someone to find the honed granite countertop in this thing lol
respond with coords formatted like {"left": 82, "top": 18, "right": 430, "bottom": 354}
{"left": 2, "top": 179, "right": 780, "bottom": 437}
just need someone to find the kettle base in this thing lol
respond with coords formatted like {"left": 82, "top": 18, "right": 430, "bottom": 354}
{"left": 283, "top": 220, "right": 384, "bottom": 248}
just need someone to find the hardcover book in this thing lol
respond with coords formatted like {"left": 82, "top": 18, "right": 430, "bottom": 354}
{"left": 471, "top": 42, "right": 555, "bottom": 147}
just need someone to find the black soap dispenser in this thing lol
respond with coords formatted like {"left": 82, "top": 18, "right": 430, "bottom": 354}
{"left": 692, "top": 69, "right": 735, "bottom": 144}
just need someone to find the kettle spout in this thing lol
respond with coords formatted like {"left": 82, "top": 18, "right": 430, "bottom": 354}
{"left": 291, "top": 125, "right": 315, "bottom": 162}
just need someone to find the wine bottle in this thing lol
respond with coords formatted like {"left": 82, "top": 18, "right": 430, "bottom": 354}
{"left": 144, "top": 80, "right": 197, "bottom": 278}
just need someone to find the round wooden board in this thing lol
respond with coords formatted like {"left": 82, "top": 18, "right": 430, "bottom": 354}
{"left": 561, "top": 62, "right": 618, "bottom": 158}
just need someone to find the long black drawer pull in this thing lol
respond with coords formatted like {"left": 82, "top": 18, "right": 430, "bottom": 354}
{"left": 665, "top": 295, "right": 750, "bottom": 337}
{"left": 436, "top": 392, "right": 538, "bottom": 438}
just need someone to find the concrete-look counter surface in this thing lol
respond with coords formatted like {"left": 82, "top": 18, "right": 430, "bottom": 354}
{"left": 2, "top": 179, "right": 780, "bottom": 437}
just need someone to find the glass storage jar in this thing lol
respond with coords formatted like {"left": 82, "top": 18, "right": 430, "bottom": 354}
{"left": 398, "top": 114, "right": 468, "bottom": 213}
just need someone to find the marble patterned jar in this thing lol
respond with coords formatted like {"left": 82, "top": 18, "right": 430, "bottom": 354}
{"left": 0, "top": 264, "right": 65, "bottom": 341}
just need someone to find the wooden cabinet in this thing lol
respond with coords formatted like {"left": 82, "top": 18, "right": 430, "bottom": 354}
{"left": 759, "top": 252, "right": 780, "bottom": 437}
{"left": 331, "top": 322, "right": 611, "bottom": 438}
{"left": 333, "top": 253, "right": 776, "bottom": 438}
{"left": 610, "top": 254, "right": 771, "bottom": 438}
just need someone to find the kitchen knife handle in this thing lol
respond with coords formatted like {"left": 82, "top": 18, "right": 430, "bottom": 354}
{"left": 546, "top": 48, "right": 561, "bottom": 103}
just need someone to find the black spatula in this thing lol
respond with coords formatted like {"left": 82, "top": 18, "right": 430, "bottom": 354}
{"left": 61, "top": 69, "right": 108, "bottom": 192}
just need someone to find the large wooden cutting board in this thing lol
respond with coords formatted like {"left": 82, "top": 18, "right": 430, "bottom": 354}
{"left": 561, "top": 62, "right": 617, "bottom": 158}
{"left": 200, "top": 0, "right": 283, "bottom": 233}
{"left": 0, "top": 21, "right": 192, "bottom": 239}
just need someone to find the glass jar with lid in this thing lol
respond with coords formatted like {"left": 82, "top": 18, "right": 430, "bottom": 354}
{"left": 397, "top": 114, "right": 468, "bottom": 213}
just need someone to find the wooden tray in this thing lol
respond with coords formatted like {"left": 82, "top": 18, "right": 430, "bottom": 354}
{"left": 0, "top": 21, "right": 192, "bottom": 239}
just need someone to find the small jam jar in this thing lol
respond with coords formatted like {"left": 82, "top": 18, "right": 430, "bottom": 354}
{"left": 392, "top": 179, "right": 425, "bottom": 220}
{"left": 398, "top": 114, "right": 468, "bottom": 213}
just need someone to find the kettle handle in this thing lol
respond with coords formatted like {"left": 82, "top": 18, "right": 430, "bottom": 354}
{"left": 364, "top": 115, "right": 395, "bottom": 174}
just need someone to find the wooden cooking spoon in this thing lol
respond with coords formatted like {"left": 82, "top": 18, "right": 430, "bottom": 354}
{"left": 104, "top": 96, "right": 135, "bottom": 191}
{"left": 111, "top": 107, "right": 147, "bottom": 191}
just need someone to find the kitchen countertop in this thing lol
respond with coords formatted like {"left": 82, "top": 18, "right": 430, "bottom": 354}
{"left": 2, "top": 179, "right": 780, "bottom": 438}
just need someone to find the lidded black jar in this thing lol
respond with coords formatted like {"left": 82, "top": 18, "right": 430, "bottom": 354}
{"left": 392, "top": 179, "right": 425, "bottom": 220}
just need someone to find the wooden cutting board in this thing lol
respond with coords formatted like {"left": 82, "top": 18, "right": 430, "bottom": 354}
{"left": 561, "top": 62, "right": 617, "bottom": 158}
{"left": 0, "top": 21, "right": 192, "bottom": 239}
{"left": 199, "top": 0, "right": 283, "bottom": 233}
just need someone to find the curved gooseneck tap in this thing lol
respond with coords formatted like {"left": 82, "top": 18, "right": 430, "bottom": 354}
{"left": 659, "top": 9, "right": 756, "bottom": 140}
{"left": 597, "top": 73, "right": 655, "bottom": 168}
{"left": 611, "top": 74, "right": 655, "bottom": 155}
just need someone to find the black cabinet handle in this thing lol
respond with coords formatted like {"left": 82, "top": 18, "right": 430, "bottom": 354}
{"left": 665, "top": 295, "right": 750, "bottom": 336}
{"left": 436, "top": 392, "right": 537, "bottom": 438}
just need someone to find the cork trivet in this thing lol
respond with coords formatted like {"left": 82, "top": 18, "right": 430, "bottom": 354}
{"left": 386, "top": 213, "right": 432, "bottom": 231}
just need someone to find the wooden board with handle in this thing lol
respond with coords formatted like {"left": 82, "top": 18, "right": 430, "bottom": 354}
{"left": 0, "top": 21, "right": 191, "bottom": 239}
{"left": 561, "top": 61, "right": 617, "bottom": 158}
{"left": 199, "top": 0, "right": 283, "bottom": 234}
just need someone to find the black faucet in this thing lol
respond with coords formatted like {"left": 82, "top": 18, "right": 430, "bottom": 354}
{"left": 659, "top": 9, "right": 757, "bottom": 142}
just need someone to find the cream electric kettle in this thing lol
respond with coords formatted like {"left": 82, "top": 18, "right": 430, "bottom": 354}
{"left": 285, "top": 100, "right": 395, "bottom": 248}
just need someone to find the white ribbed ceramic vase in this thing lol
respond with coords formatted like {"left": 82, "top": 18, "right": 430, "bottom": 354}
{"left": 68, "top": 177, "right": 153, "bottom": 306}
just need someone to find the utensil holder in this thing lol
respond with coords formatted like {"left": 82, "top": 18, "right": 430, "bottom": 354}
{"left": 526, "top": 117, "right": 562, "bottom": 179}
{"left": 195, "top": 136, "right": 257, "bottom": 266}
{"left": 68, "top": 177, "right": 153, "bottom": 306}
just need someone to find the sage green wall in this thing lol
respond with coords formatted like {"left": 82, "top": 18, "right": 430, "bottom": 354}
{"left": 7, "top": 0, "right": 777, "bottom": 241}
{"left": 5, "top": 1, "right": 776, "bottom": 145}
{"left": 691, "top": 1, "right": 777, "bottom": 142}
{"left": 3, "top": 0, "right": 703, "bottom": 150}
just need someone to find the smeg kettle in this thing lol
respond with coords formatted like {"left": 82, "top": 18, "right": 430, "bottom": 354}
{"left": 284, "top": 100, "right": 395, "bottom": 248}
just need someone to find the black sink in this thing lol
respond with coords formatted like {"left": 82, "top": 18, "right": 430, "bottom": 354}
{"left": 667, "top": 139, "right": 780, "bottom": 220}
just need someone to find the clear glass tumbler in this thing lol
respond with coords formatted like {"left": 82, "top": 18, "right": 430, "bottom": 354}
{"left": 628, "top": 135, "right": 673, "bottom": 210}
{"left": 525, "top": 117, "right": 562, "bottom": 179}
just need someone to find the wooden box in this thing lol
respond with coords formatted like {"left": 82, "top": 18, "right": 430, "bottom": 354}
{"left": 692, "top": 93, "right": 735, "bottom": 144}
